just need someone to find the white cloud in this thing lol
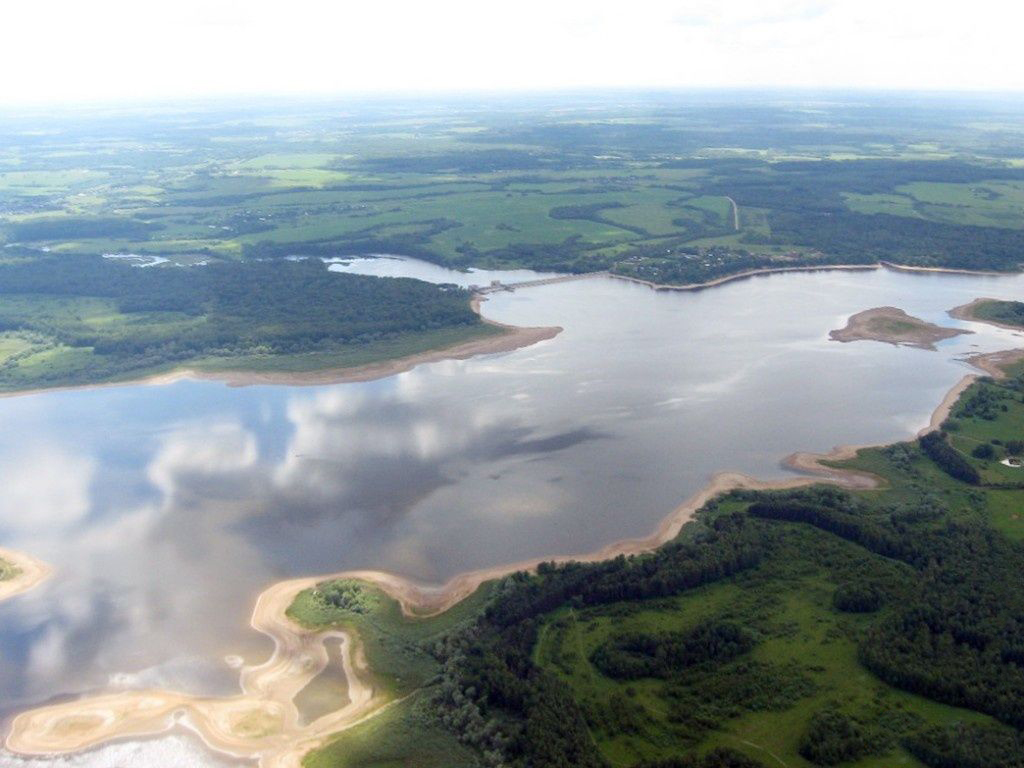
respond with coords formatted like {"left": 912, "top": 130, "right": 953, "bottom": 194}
{"left": 147, "top": 422, "right": 258, "bottom": 496}
{"left": 0, "top": 446, "right": 95, "bottom": 534}
{"left": 1, "top": 0, "right": 1022, "bottom": 105}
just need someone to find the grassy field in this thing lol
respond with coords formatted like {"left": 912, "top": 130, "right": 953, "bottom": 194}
{"left": 845, "top": 180, "right": 1024, "bottom": 229}
{"left": 961, "top": 298, "right": 1024, "bottom": 330}
{"left": 6, "top": 96, "right": 1024, "bottom": 279}
{"left": 532, "top": 526, "right": 986, "bottom": 768}
{"left": 287, "top": 578, "right": 497, "bottom": 699}
{"left": 288, "top": 577, "right": 496, "bottom": 768}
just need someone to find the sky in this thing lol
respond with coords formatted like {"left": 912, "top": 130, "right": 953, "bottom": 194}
{"left": 3, "top": 0, "right": 1024, "bottom": 105}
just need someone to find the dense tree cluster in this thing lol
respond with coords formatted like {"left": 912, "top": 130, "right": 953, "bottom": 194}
{"left": 0, "top": 255, "right": 480, "bottom": 381}
{"left": 763, "top": 210, "right": 1024, "bottom": 270}
{"left": 832, "top": 582, "right": 883, "bottom": 613}
{"left": 904, "top": 723, "right": 1024, "bottom": 768}
{"left": 611, "top": 244, "right": 797, "bottom": 286}
{"left": 313, "top": 581, "right": 373, "bottom": 613}
{"left": 798, "top": 711, "right": 884, "bottom": 765}
{"left": 590, "top": 622, "right": 753, "bottom": 680}
{"left": 419, "top": 466, "right": 1024, "bottom": 768}
{"left": 975, "top": 299, "right": 1024, "bottom": 329}
{"left": 633, "top": 749, "right": 765, "bottom": 768}
{"left": 918, "top": 431, "right": 980, "bottom": 484}
{"left": 432, "top": 514, "right": 765, "bottom": 768}
{"left": 749, "top": 488, "right": 1024, "bottom": 731}
{"left": 955, "top": 381, "right": 1011, "bottom": 421}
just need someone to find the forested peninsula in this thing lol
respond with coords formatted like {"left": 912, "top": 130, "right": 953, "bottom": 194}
{"left": 0, "top": 253, "right": 503, "bottom": 392}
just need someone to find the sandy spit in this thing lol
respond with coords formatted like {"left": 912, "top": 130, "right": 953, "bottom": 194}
{"left": 0, "top": 548, "right": 51, "bottom": 603}
{"left": 6, "top": 584, "right": 383, "bottom": 768}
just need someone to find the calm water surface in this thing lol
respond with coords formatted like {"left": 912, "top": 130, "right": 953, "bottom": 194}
{"left": 1, "top": 259, "right": 1023, "bottom": 765}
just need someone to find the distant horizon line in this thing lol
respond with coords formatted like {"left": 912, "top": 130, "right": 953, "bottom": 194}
{"left": 4, "top": 85, "right": 1024, "bottom": 115}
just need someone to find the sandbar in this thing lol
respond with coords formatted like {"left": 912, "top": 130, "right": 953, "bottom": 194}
{"left": 829, "top": 306, "right": 971, "bottom": 350}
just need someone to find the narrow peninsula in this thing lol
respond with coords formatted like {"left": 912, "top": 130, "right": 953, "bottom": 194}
{"left": 950, "top": 297, "right": 1024, "bottom": 331}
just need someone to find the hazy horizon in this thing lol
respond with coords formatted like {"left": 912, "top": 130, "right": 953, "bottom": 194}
{"left": 4, "top": 0, "right": 1024, "bottom": 106}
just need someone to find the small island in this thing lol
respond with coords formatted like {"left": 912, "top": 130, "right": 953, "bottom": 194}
{"left": 0, "top": 548, "right": 51, "bottom": 603}
{"left": 0, "top": 557, "right": 20, "bottom": 583}
{"left": 830, "top": 306, "right": 971, "bottom": 350}
{"left": 949, "top": 297, "right": 1024, "bottom": 330}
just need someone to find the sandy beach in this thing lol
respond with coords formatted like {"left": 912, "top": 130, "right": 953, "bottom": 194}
{"left": 1, "top": 461, "right": 887, "bottom": 766}
{"left": 6, "top": 578, "right": 384, "bottom": 768}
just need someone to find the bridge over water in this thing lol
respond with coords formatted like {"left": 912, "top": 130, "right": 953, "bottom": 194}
{"left": 473, "top": 272, "right": 607, "bottom": 294}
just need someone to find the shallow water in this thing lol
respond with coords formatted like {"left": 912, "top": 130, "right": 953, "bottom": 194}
{"left": 293, "top": 638, "right": 349, "bottom": 726}
{"left": 324, "top": 253, "right": 564, "bottom": 287}
{"left": 0, "top": 733, "right": 249, "bottom": 767}
{"left": 1, "top": 258, "right": 1023, "bottom": 761}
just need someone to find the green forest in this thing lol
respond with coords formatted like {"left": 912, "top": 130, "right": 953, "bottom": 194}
{"left": 293, "top": 361, "right": 1024, "bottom": 768}
{"left": 0, "top": 252, "right": 489, "bottom": 390}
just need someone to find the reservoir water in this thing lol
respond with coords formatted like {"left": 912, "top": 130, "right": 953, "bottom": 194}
{"left": 1, "top": 258, "right": 1023, "bottom": 765}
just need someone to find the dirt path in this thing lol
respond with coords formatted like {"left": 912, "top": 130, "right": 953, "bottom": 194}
{"left": 725, "top": 196, "right": 740, "bottom": 230}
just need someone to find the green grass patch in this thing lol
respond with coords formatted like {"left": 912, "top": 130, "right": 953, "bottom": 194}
{"left": 305, "top": 693, "right": 479, "bottom": 768}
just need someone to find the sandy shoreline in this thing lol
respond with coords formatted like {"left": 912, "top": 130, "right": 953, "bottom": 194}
{"left": 608, "top": 260, "right": 1013, "bottom": 294}
{"left": 0, "top": 548, "right": 51, "bottom": 604}
{"left": 6, "top": 578, "right": 384, "bottom": 768}
{"left": 0, "top": 462, "right": 887, "bottom": 765}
